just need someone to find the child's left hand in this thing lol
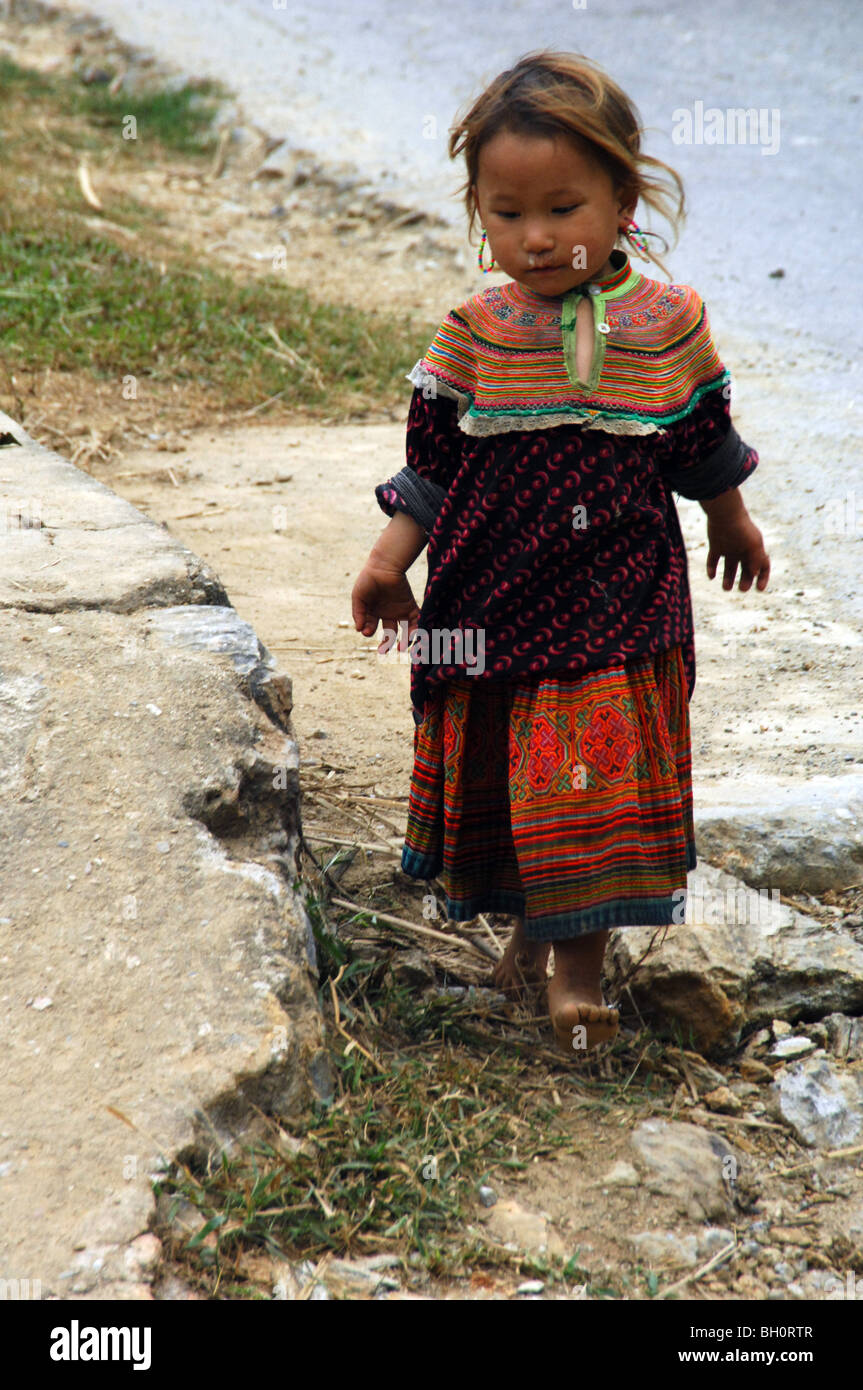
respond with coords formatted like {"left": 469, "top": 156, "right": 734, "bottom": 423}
{"left": 706, "top": 510, "right": 770, "bottom": 592}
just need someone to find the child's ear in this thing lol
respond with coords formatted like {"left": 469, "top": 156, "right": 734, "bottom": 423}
{"left": 615, "top": 184, "right": 638, "bottom": 224}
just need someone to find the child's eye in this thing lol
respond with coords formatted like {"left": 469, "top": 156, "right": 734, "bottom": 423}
{"left": 553, "top": 204, "right": 579, "bottom": 214}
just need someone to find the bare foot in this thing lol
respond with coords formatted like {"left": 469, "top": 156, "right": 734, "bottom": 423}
{"left": 491, "top": 919, "right": 550, "bottom": 996}
{"left": 548, "top": 931, "right": 619, "bottom": 1053}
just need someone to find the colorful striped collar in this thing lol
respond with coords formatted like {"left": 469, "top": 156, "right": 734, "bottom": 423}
{"left": 506, "top": 250, "right": 640, "bottom": 311}
{"left": 408, "top": 251, "right": 726, "bottom": 437}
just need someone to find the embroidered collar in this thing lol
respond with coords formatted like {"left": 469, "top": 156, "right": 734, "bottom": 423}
{"left": 407, "top": 250, "right": 727, "bottom": 437}
{"left": 507, "top": 248, "right": 638, "bottom": 311}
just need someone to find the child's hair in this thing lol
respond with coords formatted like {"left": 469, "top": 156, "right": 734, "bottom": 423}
{"left": 448, "top": 49, "right": 685, "bottom": 280}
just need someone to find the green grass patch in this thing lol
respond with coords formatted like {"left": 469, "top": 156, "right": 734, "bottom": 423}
{"left": 0, "top": 55, "right": 433, "bottom": 417}
{"left": 0, "top": 56, "right": 224, "bottom": 155}
{"left": 70, "top": 77, "right": 226, "bottom": 155}
{"left": 0, "top": 55, "right": 54, "bottom": 98}
{"left": 0, "top": 225, "right": 423, "bottom": 410}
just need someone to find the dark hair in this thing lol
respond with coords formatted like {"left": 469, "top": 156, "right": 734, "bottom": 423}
{"left": 448, "top": 49, "right": 685, "bottom": 279}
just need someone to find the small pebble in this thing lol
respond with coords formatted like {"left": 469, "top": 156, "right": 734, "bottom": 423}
{"left": 516, "top": 1280, "right": 545, "bottom": 1296}
{"left": 769, "top": 1036, "right": 815, "bottom": 1059}
{"left": 478, "top": 1185, "right": 497, "bottom": 1208}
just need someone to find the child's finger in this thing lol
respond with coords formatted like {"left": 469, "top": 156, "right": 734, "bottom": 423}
{"left": 738, "top": 555, "right": 757, "bottom": 592}
{"left": 756, "top": 554, "right": 771, "bottom": 591}
{"left": 352, "top": 601, "right": 375, "bottom": 635}
{"left": 706, "top": 546, "right": 720, "bottom": 580}
{"left": 722, "top": 556, "right": 738, "bottom": 590}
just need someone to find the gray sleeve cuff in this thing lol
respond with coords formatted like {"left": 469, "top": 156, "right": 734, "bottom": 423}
{"left": 375, "top": 465, "right": 448, "bottom": 534}
{"left": 664, "top": 424, "right": 757, "bottom": 501}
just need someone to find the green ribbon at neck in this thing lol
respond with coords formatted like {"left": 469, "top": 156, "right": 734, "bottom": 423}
{"left": 560, "top": 283, "right": 610, "bottom": 393}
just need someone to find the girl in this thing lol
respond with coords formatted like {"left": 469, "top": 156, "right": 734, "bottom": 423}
{"left": 351, "top": 50, "right": 770, "bottom": 1054}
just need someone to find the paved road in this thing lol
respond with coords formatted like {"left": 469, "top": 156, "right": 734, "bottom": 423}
{"left": 53, "top": 0, "right": 861, "bottom": 360}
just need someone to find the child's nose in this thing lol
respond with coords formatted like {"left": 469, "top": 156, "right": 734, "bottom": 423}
{"left": 523, "top": 221, "right": 555, "bottom": 248}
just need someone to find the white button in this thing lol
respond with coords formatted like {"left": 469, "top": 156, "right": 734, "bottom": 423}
{"left": 597, "top": 322, "right": 610, "bottom": 334}
{"left": 588, "top": 284, "right": 601, "bottom": 295}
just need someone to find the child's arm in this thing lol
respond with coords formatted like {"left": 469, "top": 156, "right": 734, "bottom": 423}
{"left": 369, "top": 510, "right": 429, "bottom": 573}
{"left": 699, "top": 486, "right": 770, "bottom": 592}
{"left": 351, "top": 511, "right": 428, "bottom": 647}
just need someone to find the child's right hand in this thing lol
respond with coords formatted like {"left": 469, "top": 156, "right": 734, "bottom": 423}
{"left": 351, "top": 560, "right": 421, "bottom": 654}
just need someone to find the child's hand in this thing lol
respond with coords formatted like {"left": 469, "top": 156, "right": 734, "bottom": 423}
{"left": 351, "top": 559, "right": 422, "bottom": 653}
{"left": 706, "top": 512, "right": 770, "bottom": 592}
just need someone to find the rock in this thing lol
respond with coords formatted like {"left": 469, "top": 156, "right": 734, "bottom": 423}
{"left": 694, "top": 771, "right": 863, "bottom": 893}
{"left": 822, "top": 1013, "right": 863, "bottom": 1062}
{"left": 154, "top": 1275, "right": 204, "bottom": 1300}
{"left": 769, "top": 1036, "right": 816, "bottom": 1059}
{"left": 629, "top": 1230, "right": 698, "bottom": 1267}
{"left": 391, "top": 949, "right": 436, "bottom": 989}
{"left": 772, "top": 1019, "right": 793, "bottom": 1038}
{"left": 477, "top": 1198, "right": 566, "bottom": 1257}
{"left": 729, "top": 1081, "right": 761, "bottom": 1100}
{"left": 771, "top": 1227, "right": 814, "bottom": 1247}
{"left": 630, "top": 1118, "right": 741, "bottom": 1221}
{"left": 697, "top": 1227, "right": 736, "bottom": 1257}
{"left": 602, "top": 1161, "right": 640, "bottom": 1187}
{"left": 478, "top": 1185, "right": 497, "bottom": 1207}
{"left": 766, "top": 1056, "right": 863, "bottom": 1148}
{"left": 145, "top": 604, "right": 293, "bottom": 732}
{"left": 321, "top": 1257, "right": 401, "bottom": 1297}
{"left": 516, "top": 1280, "right": 545, "bottom": 1295}
{"left": 740, "top": 1059, "right": 775, "bottom": 1083}
{"left": 272, "top": 1262, "right": 302, "bottom": 1300}
{"left": 703, "top": 1086, "right": 744, "bottom": 1114}
{"left": 431, "top": 985, "right": 508, "bottom": 1006}
{"left": 605, "top": 862, "right": 863, "bottom": 1057}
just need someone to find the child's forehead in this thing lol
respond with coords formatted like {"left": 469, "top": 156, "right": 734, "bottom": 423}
{"left": 475, "top": 129, "right": 608, "bottom": 191}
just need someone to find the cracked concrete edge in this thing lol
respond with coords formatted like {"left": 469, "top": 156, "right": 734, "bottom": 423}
{"left": 0, "top": 409, "right": 228, "bottom": 612}
{"left": 0, "top": 413, "right": 332, "bottom": 1300}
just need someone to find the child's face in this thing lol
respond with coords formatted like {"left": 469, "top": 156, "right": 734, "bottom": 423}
{"left": 472, "top": 128, "right": 635, "bottom": 297}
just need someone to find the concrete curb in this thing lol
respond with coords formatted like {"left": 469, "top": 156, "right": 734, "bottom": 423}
{"left": 0, "top": 413, "right": 330, "bottom": 1299}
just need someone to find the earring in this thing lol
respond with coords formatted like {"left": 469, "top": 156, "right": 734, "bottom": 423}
{"left": 477, "top": 228, "right": 497, "bottom": 273}
{"left": 620, "top": 219, "right": 652, "bottom": 261}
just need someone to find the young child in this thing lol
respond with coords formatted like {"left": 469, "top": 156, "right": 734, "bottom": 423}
{"left": 351, "top": 50, "right": 770, "bottom": 1054}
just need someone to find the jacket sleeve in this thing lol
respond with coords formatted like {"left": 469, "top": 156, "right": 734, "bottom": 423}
{"left": 374, "top": 331, "right": 469, "bottom": 535}
{"left": 657, "top": 375, "right": 759, "bottom": 500}
{"left": 651, "top": 295, "right": 758, "bottom": 500}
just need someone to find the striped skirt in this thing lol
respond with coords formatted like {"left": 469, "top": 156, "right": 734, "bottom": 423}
{"left": 401, "top": 645, "right": 696, "bottom": 940}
